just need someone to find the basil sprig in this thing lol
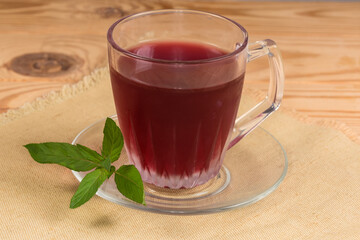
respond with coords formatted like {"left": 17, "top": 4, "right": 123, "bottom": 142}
{"left": 24, "top": 118, "right": 145, "bottom": 208}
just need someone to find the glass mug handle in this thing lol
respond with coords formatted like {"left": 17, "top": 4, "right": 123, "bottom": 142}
{"left": 228, "top": 39, "right": 285, "bottom": 149}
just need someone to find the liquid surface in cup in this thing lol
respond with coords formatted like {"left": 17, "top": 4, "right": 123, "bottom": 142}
{"left": 129, "top": 41, "right": 226, "bottom": 61}
{"left": 110, "top": 41, "right": 244, "bottom": 188}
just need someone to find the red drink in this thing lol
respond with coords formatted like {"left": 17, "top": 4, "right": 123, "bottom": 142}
{"left": 110, "top": 41, "right": 244, "bottom": 188}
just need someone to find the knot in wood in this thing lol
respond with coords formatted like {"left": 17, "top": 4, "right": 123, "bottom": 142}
{"left": 9, "top": 52, "right": 77, "bottom": 77}
{"left": 95, "top": 7, "right": 124, "bottom": 18}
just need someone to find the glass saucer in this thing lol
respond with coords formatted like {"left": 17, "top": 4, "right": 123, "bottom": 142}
{"left": 72, "top": 115, "right": 287, "bottom": 215}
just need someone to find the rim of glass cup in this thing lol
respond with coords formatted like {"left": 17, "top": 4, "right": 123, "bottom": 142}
{"left": 107, "top": 9, "right": 249, "bottom": 64}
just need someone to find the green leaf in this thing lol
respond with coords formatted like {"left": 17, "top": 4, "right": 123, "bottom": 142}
{"left": 114, "top": 165, "right": 145, "bottom": 205}
{"left": 102, "top": 118, "right": 123, "bottom": 163}
{"left": 109, "top": 166, "right": 116, "bottom": 176}
{"left": 70, "top": 168, "right": 108, "bottom": 209}
{"left": 76, "top": 144, "right": 104, "bottom": 163}
{"left": 100, "top": 157, "right": 111, "bottom": 172}
{"left": 24, "top": 143, "right": 101, "bottom": 171}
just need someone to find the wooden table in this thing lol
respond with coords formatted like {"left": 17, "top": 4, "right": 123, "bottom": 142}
{"left": 1, "top": 0, "right": 359, "bottom": 139}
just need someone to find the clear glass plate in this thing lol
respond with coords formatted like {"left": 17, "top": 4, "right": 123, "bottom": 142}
{"left": 72, "top": 115, "right": 287, "bottom": 215}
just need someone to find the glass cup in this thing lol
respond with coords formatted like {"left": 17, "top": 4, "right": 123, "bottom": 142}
{"left": 107, "top": 10, "right": 284, "bottom": 189}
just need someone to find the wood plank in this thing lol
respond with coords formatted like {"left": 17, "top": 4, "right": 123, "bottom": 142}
{"left": 0, "top": 0, "right": 359, "bottom": 138}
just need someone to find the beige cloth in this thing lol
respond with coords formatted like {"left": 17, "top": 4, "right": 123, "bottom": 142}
{"left": 0, "top": 68, "right": 359, "bottom": 239}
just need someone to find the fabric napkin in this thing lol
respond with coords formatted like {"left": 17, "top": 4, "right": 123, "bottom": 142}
{"left": 0, "top": 68, "right": 359, "bottom": 239}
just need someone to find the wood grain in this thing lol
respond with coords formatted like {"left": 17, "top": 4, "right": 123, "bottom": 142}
{"left": 0, "top": 0, "right": 359, "bottom": 137}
